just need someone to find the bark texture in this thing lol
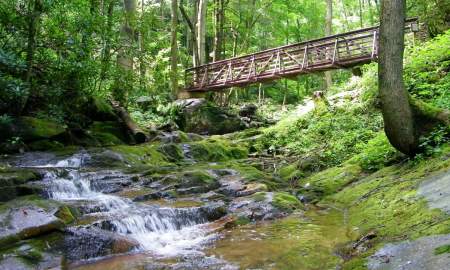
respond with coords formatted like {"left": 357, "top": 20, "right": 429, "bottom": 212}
{"left": 170, "top": 0, "right": 179, "bottom": 97}
{"left": 379, "top": 0, "right": 417, "bottom": 155}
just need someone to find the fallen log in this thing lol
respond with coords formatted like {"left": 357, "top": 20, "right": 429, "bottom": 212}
{"left": 111, "top": 102, "right": 148, "bottom": 144}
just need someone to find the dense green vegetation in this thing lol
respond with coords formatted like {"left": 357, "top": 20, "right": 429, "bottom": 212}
{"left": 1, "top": 0, "right": 449, "bottom": 131}
{"left": 0, "top": 1, "right": 449, "bottom": 269}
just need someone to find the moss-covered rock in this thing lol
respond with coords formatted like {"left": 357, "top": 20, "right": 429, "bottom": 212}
{"left": 176, "top": 99, "right": 245, "bottom": 135}
{"left": 28, "top": 140, "right": 64, "bottom": 151}
{"left": 299, "top": 163, "right": 363, "bottom": 202}
{"left": 0, "top": 168, "right": 42, "bottom": 202}
{"left": 272, "top": 192, "right": 303, "bottom": 212}
{"left": 0, "top": 117, "right": 66, "bottom": 143}
{"left": 85, "top": 97, "right": 117, "bottom": 121}
{"left": 157, "top": 143, "right": 184, "bottom": 162}
{"left": 85, "top": 121, "right": 128, "bottom": 146}
{"left": 188, "top": 138, "right": 248, "bottom": 162}
{"left": 0, "top": 196, "right": 67, "bottom": 247}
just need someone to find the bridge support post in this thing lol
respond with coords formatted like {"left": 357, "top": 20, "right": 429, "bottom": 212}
{"left": 177, "top": 90, "right": 207, "bottom": 99}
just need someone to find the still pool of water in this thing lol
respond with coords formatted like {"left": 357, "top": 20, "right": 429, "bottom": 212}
{"left": 71, "top": 208, "right": 351, "bottom": 270}
{"left": 207, "top": 208, "right": 351, "bottom": 270}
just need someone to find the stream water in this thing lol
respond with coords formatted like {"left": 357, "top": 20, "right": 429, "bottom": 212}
{"left": 9, "top": 151, "right": 352, "bottom": 270}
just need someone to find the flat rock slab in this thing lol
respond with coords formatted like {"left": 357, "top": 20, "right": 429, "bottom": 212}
{"left": 368, "top": 234, "right": 450, "bottom": 270}
{"left": 418, "top": 169, "right": 450, "bottom": 213}
{"left": 0, "top": 206, "right": 63, "bottom": 245}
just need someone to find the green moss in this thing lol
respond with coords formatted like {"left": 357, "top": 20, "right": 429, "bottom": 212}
{"left": 28, "top": 140, "right": 64, "bottom": 151}
{"left": 300, "top": 163, "right": 362, "bottom": 202}
{"left": 272, "top": 192, "right": 302, "bottom": 212}
{"left": 110, "top": 143, "right": 171, "bottom": 167}
{"left": 188, "top": 138, "right": 248, "bottom": 162}
{"left": 319, "top": 150, "right": 450, "bottom": 265}
{"left": 351, "top": 132, "right": 400, "bottom": 172}
{"left": 279, "top": 164, "right": 302, "bottom": 181}
{"left": 19, "top": 117, "right": 66, "bottom": 141}
{"left": 157, "top": 143, "right": 184, "bottom": 162}
{"left": 434, "top": 244, "right": 450, "bottom": 255}
{"left": 54, "top": 206, "right": 75, "bottom": 224}
{"left": 252, "top": 192, "right": 267, "bottom": 202}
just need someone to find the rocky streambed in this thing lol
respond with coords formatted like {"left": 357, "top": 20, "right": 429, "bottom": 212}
{"left": 0, "top": 137, "right": 337, "bottom": 270}
{"left": 1, "top": 135, "right": 449, "bottom": 270}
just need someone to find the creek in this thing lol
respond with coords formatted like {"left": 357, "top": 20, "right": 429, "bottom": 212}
{"left": 2, "top": 146, "right": 352, "bottom": 270}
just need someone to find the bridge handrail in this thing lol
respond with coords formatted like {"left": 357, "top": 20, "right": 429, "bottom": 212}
{"left": 185, "top": 17, "right": 418, "bottom": 72}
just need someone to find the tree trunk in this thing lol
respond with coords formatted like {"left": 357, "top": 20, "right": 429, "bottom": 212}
{"left": 100, "top": 0, "right": 115, "bottom": 82}
{"left": 379, "top": 0, "right": 417, "bottom": 155}
{"left": 139, "top": 0, "right": 146, "bottom": 90}
{"left": 197, "top": 0, "right": 207, "bottom": 64}
{"left": 180, "top": 0, "right": 200, "bottom": 67}
{"left": 22, "top": 0, "right": 43, "bottom": 114}
{"left": 324, "top": 0, "right": 333, "bottom": 91}
{"left": 170, "top": 0, "right": 179, "bottom": 97}
{"left": 213, "top": 0, "right": 226, "bottom": 62}
{"left": 115, "top": 0, "right": 137, "bottom": 105}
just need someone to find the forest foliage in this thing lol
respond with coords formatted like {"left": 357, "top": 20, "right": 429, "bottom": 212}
{"left": 1, "top": 0, "right": 449, "bottom": 129}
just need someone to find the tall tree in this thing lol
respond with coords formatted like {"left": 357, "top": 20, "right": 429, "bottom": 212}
{"left": 379, "top": 0, "right": 416, "bottom": 155}
{"left": 179, "top": 0, "right": 200, "bottom": 67}
{"left": 197, "top": 0, "right": 207, "bottom": 64}
{"left": 115, "top": 0, "right": 137, "bottom": 104}
{"left": 170, "top": 0, "right": 179, "bottom": 97}
{"left": 379, "top": 0, "right": 449, "bottom": 156}
{"left": 213, "top": 0, "right": 227, "bottom": 62}
{"left": 324, "top": 0, "right": 333, "bottom": 91}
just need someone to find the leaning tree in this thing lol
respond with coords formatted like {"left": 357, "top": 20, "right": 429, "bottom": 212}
{"left": 378, "top": 0, "right": 449, "bottom": 156}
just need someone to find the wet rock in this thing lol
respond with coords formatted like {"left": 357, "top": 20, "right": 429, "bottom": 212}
{"left": 85, "top": 150, "right": 126, "bottom": 168}
{"left": 218, "top": 174, "right": 267, "bottom": 197}
{"left": 0, "top": 168, "right": 42, "bottom": 202}
{"left": 418, "top": 169, "right": 450, "bottom": 213}
{"left": 63, "top": 227, "right": 139, "bottom": 261}
{"left": 144, "top": 255, "right": 238, "bottom": 270}
{"left": 368, "top": 234, "right": 450, "bottom": 270}
{"left": 133, "top": 190, "right": 176, "bottom": 201}
{"left": 0, "top": 206, "right": 64, "bottom": 246}
{"left": 228, "top": 192, "right": 285, "bottom": 221}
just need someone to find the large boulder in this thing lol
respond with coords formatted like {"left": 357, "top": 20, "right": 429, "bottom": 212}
{"left": 63, "top": 227, "right": 139, "bottom": 261}
{"left": 0, "top": 117, "right": 66, "bottom": 143}
{"left": 0, "top": 205, "right": 65, "bottom": 246}
{"left": 175, "top": 99, "right": 245, "bottom": 135}
{"left": 0, "top": 168, "right": 42, "bottom": 202}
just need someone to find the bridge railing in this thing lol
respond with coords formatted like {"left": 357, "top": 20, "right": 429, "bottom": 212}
{"left": 185, "top": 18, "right": 419, "bottom": 92}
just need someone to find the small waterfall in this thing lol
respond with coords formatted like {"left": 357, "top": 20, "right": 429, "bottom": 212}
{"left": 31, "top": 152, "right": 216, "bottom": 257}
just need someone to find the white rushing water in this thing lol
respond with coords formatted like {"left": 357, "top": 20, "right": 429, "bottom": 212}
{"left": 33, "top": 154, "right": 216, "bottom": 257}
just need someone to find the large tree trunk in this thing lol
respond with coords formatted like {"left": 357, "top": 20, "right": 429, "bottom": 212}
{"left": 379, "top": 0, "right": 417, "bottom": 155}
{"left": 170, "top": 0, "right": 179, "bottom": 98}
{"left": 379, "top": 0, "right": 450, "bottom": 156}
{"left": 115, "top": 0, "right": 137, "bottom": 105}
{"left": 324, "top": 0, "right": 333, "bottom": 91}
{"left": 197, "top": 0, "right": 207, "bottom": 64}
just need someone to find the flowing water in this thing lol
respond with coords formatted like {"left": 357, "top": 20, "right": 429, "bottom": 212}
{"left": 8, "top": 152, "right": 352, "bottom": 269}
{"left": 17, "top": 153, "right": 218, "bottom": 259}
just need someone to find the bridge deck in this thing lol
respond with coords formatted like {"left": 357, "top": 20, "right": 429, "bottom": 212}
{"left": 184, "top": 18, "right": 419, "bottom": 92}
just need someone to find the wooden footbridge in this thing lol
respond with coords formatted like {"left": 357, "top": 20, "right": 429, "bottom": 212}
{"left": 184, "top": 18, "right": 420, "bottom": 92}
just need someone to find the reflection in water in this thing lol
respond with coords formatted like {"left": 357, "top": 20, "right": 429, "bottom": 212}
{"left": 71, "top": 209, "right": 350, "bottom": 270}
{"left": 208, "top": 209, "right": 351, "bottom": 270}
